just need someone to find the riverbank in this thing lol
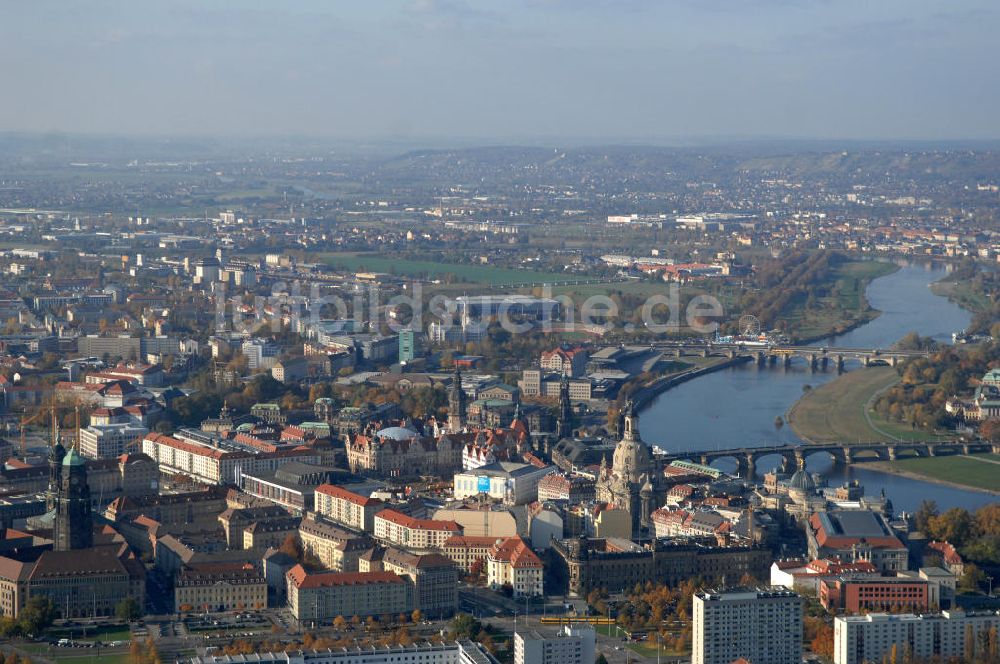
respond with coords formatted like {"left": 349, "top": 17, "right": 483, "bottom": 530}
{"left": 633, "top": 356, "right": 750, "bottom": 409}
{"left": 867, "top": 456, "right": 1000, "bottom": 495}
{"left": 786, "top": 367, "right": 903, "bottom": 443}
{"left": 788, "top": 260, "right": 898, "bottom": 343}
{"left": 930, "top": 278, "right": 994, "bottom": 314}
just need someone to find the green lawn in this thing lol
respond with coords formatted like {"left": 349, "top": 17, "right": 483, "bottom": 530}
{"left": 47, "top": 625, "right": 132, "bottom": 642}
{"left": 787, "top": 367, "right": 901, "bottom": 443}
{"left": 320, "top": 252, "right": 570, "bottom": 285}
{"left": 930, "top": 279, "right": 994, "bottom": 313}
{"left": 886, "top": 455, "right": 1000, "bottom": 492}
{"left": 783, "top": 260, "right": 897, "bottom": 341}
{"left": 626, "top": 641, "right": 689, "bottom": 659}
{"left": 788, "top": 366, "right": 954, "bottom": 444}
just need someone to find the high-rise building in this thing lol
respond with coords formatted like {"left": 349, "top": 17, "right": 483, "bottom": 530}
{"left": 692, "top": 588, "right": 803, "bottom": 664}
{"left": 514, "top": 625, "right": 595, "bottom": 664}
{"left": 399, "top": 329, "right": 423, "bottom": 363}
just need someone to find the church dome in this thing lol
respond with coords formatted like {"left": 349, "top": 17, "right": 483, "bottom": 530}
{"left": 376, "top": 426, "right": 419, "bottom": 441}
{"left": 62, "top": 448, "right": 86, "bottom": 467}
{"left": 788, "top": 467, "right": 815, "bottom": 491}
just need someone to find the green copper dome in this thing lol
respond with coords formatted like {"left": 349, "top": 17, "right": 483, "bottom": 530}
{"left": 62, "top": 448, "right": 86, "bottom": 466}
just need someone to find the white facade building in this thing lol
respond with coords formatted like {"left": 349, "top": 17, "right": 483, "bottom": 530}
{"left": 692, "top": 589, "right": 802, "bottom": 664}
{"left": 834, "top": 610, "right": 1000, "bottom": 664}
{"left": 79, "top": 423, "right": 149, "bottom": 459}
{"left": 453, "top": 462, "right": 556, "bottom": 506}
{"left": 191, "top": 642, "right": 497, "bottom": 664}
{"left": 514, "top": 625, "right": 595, "bottom": 664}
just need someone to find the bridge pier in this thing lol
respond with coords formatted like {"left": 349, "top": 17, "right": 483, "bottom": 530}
{"left": 745, "top": 454, "right": 756, "bottom": 480}
{"left": 728, "top": 349, "right": 737, "bottom": 359}
{"left": 700, "top": 454, "right": 710, "bottom": 466}
{"left": 810, "top": 354, "right": 818, "bottom": 372}
{"left": 782, "top": 355, "right": 791, "bottom": 368}
{"left": 756, "top": 352, "right": 766, "bottom": 367}
{"left": 887, "top": 446, "right": 897, "bottom": 461}
{"left": 674, "top": 348, "right": 683, "bottom": 358}
{"left": 821, "top": 356, "right": 829, "bottom": 370}
{"left": 842, "top": 447, "right": 853, "bottom": 464}
{"left": 769, "top": 354, "right": 777, "bottom": 366}
{"left": 837, "top": 355, "right": 845, "bottom": 373}
{"left": 891, "top": 356, "right": 899, "bottom": 367}
{"left": 702, "top": 348, "right": 710, "bottom": 358}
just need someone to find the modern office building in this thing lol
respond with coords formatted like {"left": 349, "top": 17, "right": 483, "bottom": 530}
{"left": 514, "top": 625, "right": 595, "bottom": 664}
{"left": 834, "top": 610, "right": 1000, "bottom": 664}
{"left": 692, "top": 588, "right": 803, "bottom": 664}
{"left": 398, "top": 329, "right": 423, "bottom": 363}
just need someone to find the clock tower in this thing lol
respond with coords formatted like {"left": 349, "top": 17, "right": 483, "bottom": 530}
{"left": 53, "top": 448, "right": 93, "bottom": 551}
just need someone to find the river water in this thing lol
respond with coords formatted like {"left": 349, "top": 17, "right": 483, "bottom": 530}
{"left": 639, "top": 261, "right": 995, "bottom": 512}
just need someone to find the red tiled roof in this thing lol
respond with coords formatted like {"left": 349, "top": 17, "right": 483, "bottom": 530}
{"left": 442, "top": 535, "right": 498, "bottom": 548}
{"left": 375, "top": 509, "right": 461, "bottom": 532}
{"left": 315, "top": 483, "right": 383, "bottom": 507}
{"left": 286, "top": 564, "right": 404, "bottom": 590}
{"left": 489, "top": 536, "right": 542, "bottom": 569}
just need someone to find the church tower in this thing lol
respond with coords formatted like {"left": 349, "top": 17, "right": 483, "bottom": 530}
{"left": 557, "top": 375, "right": 573, "bottom": 440}
{"left": 54, "top": 448, "right": 93, "bottom": 551}
{"left": 448, "top": 366, "right": 466, "bottom": 433}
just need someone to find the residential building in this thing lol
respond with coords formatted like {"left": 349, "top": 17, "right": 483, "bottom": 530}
{"left": 441, "top": 535, "right": 497, "bottom": 574}
{"left": 514, "top": 625, "right": 595, "bottom": 664}
{"left": 286, "top": 565, "right": 411, "bottom": 622}
{"left": 298, "top": 514, "right": 374, "bottom": 573}
{"left": 314, "top": 484, "right": 384, "bottom": 532}
{"left": 487, "top": 536, "right": 543, "bottom": 598}
{"left": 537, "top": 474, "right": 596, "bottom": 503}
{"left": 834, "top": 610, "right": 1000, "bottom": 664}
{"left": 381, "top": 548, "right": 459, "bottom": 618}
{"left": 692, "top": 588, "right": 803, "bottom": 664}
{"left": 373, "top": 509, "right": 463, "bottom": 550}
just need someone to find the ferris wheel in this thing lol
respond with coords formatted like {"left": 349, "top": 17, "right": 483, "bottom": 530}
{"left": 738, "top": 314, "right": 762, "bottom": 337}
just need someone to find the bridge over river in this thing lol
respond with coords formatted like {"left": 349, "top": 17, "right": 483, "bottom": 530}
{"left": 656, "top": 440, "right": 998, "bottom": 478}
{"left": 652, "top": 341, "right": 932, "bottom": 370}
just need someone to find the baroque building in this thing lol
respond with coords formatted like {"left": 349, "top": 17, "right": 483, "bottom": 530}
{"left": 594, "top": 401, "right": 666, "bottom": 534}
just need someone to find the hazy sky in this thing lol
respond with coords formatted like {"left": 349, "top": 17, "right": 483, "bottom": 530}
{"left": 2, "top": 1, "right": 997, "bottom": 141}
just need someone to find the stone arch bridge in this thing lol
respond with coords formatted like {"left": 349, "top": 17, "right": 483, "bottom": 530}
{"left": 654, "top": 342, "right": 932, "bottom": 371}
{"left": 659, "top": 440, "right": 998, "bottom": 478}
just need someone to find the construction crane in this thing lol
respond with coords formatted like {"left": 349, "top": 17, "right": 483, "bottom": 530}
{"left": 19, "top": 409, "right": 46, "bottom": 457}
